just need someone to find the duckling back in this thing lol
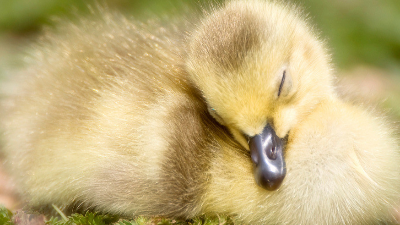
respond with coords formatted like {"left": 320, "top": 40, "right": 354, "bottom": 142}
{"left": 0, "top": 8, "right": 228, "bottom": 217}
{"left": 1, "top": 0, "right": 400, "bottom": 224}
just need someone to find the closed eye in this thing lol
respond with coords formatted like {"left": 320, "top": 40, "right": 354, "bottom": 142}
{"left": 278, "top": 70, "right": 286, "bottom": 97}
{"left": 208, "top": 107, "right": 226, "bottom": 125}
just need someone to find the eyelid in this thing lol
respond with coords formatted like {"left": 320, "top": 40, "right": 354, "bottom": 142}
{"left": 278, "top": 70, "right": 286, "bottom": 97}
{"left": 208, "top": 106, "right": 226, "bottom": 125}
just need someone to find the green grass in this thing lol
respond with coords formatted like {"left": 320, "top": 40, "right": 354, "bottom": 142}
{"left": 0, "top": 205, "right": 238, "bottom": 225}
{"left": 45, "top": 212, "right": 119, "bottom": 225}
{"left": 0, "top": 0, "right": 400, "bottom": 224}
{"left": 0, "top": 206, "right": 13, "bottom": 225}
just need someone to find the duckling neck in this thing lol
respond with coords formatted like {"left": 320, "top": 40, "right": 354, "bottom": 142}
{"left": 200, "top": 136, "right": 263, "bottom": 215}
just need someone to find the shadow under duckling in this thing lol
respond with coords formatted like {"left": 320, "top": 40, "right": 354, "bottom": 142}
{"left": 1, "top": 0, "right": 400, "bottom": 224}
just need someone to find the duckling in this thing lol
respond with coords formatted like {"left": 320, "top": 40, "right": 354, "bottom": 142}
{"left": 1, "top": 1, "right": 400, "bottom": 225}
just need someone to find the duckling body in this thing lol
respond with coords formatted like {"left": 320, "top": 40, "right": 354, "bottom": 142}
{"left": 1, "top": 10, "right": 213, "bottom": 217}
{"left": 204, "top": 98, "right": 400, "bottom": 224}
{"left": 1, "top": 0, "right": 400, "bottom": 224}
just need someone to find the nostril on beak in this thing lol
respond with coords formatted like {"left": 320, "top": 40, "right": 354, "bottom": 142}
{"left": 249, "top": 124, "right": 286, "bottom": 190}
{"left": 269, "top": 146, "right": 277, "bottom": 160}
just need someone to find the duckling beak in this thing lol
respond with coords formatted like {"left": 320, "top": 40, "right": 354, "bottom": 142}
{"left": 249, "top": 124, "right": 286, "bottom": 191}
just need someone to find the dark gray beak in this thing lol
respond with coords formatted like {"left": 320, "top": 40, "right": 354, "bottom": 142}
{"left": 249, "top": 124, "right": 286, "bottom": 190}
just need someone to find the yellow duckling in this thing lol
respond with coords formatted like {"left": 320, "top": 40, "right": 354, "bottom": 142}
{"left": 1, "top": 0, "right": 399, "bottom": 224}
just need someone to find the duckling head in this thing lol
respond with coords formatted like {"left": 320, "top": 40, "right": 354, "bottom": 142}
{"left": 186, "top": 0, "right": 335, "bottom": 190}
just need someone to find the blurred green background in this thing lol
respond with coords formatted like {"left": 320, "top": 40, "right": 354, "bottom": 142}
{"left": 1, "top": 0, "right": 400, "bottom": 220}
{"left": 1, "top": 0, "right": 400, "bottom": 68}
{"left": 0, "top": 0, "right": 400, "bottom": 115}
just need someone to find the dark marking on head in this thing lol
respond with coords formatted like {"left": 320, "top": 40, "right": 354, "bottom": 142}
{"left": 192, "top": 7, "right": 263, "bottom": 71}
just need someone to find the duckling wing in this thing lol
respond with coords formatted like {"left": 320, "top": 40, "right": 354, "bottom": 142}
{"left": 0, "top": 10, "right": 231, "bottom": 217}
